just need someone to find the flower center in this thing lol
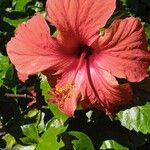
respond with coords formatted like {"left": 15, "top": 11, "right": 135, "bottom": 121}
{"left": 77, "top": 44, "right": 92, "bottom": 58}
{"left": 49, "top": 82, "right": 75, "bottom": 109}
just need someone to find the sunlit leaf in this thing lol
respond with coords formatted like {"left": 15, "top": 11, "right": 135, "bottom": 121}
{"left": 14, "top": 0, "right": 31, "bottom": 12}
{"left": 12, "top": 144, "right": 36, "bottom": 150}
{"left": 27, "top": 109, "right": 39, "bottom": 118}
{"left": 48, "top": 104, "right": 68, "bottom": 123}
{"left": 20, "top": 124, "right": 40, "bottom": 144}
{"left": 69, "top": 131, "right": 95, "bottom": 150}
{"left": 2, "top": 134, "right": 16, "bottom": 149}
{"left": 37, "top": 112, "right": 45, "bottom": 134}
{"left": 3, "top": 17, "right": 28, "bottom": 27}
{"left": 36, "top": 125, "right": 67, "bottom": 150}
{"left": 29, "top": 1, "right": 44, "bottom": 12}
{"left": 52, "top": 31, "right": 58, "bottom": 37}
{"left": 100, "top": 140, "right": 128, "bottom": 150}
{"left": 116, "top": 102, "right": 150, "bottom": 134}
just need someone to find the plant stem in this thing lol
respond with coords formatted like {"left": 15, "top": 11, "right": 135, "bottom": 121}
{"left": 4, "top": 93, "right": 35, "bottom": 99}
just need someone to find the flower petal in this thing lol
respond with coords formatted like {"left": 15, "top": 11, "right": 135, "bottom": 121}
{"left": 46, "top": 0, "right": 116, "bottom": 45}
{"left": 85, "top": 61, "right": 133, "bottom": 113}
{"left": 94, "top": 17, "right": 150, "bottom": 82}
{"left": 51, "top": 68, "right": 80, "bottom": 117}
{"left": 50, "top": 56, "right": 86, "bottom": 116}
{"left": 7, "top": 13, "right": 74, "bottom": 76}
{"left": 17, "top": 72, "right": 28, "bottom": 82}
{"left": 50, "top": 56, "right": 132, "bottom": 116}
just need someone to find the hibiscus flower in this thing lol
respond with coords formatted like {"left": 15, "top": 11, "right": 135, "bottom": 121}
{"left": 7, "top": 0, "right": 150, "bottom": 117}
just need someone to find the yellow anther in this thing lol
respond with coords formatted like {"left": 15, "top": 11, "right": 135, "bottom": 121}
{"left": 57, "top": 87, "right": 64, "bottom": 93}
{"left": 52, "top": 81, "right": 75, "bottom": 105}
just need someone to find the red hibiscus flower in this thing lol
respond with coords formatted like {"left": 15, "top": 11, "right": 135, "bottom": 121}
{"left": 7, "top": 0, "right": 150, "bottom": 117}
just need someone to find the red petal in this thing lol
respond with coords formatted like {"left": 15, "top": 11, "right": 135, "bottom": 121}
{"left": 46, "top": 0, "right": 116, "bottom": 45}
{"left": 51, "top": 69, "right": 80, "bottom": 117}
{"left": 17, "top": 72, "right": 28, "bottom": 82}
{"left": 94, "top": 17, "right": 150, "bottom": 82}
{"left": 7, "top": 13, "right": 74, "bottom": 76}
{"left": 85, "top": 61, "right": 133, "bottom": 113}
{"left": 50, "top": 55, "right": 132, "bottom": 116}
{"left": 50, "top": 56, "right": 86, "bottom": 116}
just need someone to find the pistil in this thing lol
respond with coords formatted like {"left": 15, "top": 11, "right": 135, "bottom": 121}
{"left": 77, "top": 44, "right": 92, "bottom": 58}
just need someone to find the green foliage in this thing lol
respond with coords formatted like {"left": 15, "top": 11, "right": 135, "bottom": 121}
{"left": 37, "top": 74, "right": 69, "bottom": 149}
{"left": 20, "top": 124, "right": 40, "bottom": 144}
{"left": 100, "top": 140, "right": 128, "bottom": 150}
{"left": 120, "top": 0, "right": 128, "bottom": 5}
{"left": 13, "top": 144, "right": 36, "bottom": 150}
{"left": 0, "top": 53, "right": 11, "bottom": 87}
{"left": 69, "top": 131, "right": 95, "bottom": 150}
{"left": 2, "top": 134, "right": 16, "bottom": 149}
{"left": 145, "top": 23, "right": 150, "bottom": 47}
{"left": 1, "top": 0, "right": 150, "bottom": 149}
{"left": 116, "top": 102, "right": 150, "bottom": 134}
{"left": 145, "top": 23, "right": 150, "bottom": 38}
{"left": 37, "top": 124, "right": 67, "bottom": 150}
{"left": 40, "top": 74, "right": 51, "bottom": 100}
{"left": 14, "top": 0, "right": 32, "bottom": 12}
{"left": 40, "top": 74, "right": 68, "bottom": 123}
{"left": 40, "top": 74, "right": 68, "bottom": 122}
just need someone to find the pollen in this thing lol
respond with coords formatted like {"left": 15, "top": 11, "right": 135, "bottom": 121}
{"left": 49, "top": 82, "right": 75, "bottom": 109}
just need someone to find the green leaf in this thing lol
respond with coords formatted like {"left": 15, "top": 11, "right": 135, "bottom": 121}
{"left": 120, "top": 0, "right": 127, "bottom": 5}
{"left": 52, "top": 31, "right": 58, "bottom": 38}
{"left": 2, "top": 134, "right": 16, "bottom": 149}
{"left": 100, "top": 140, "right": 128, "bottom": 150}
{"left": 145, "top": 23, "right": 150, "bottom": 39}
{"left": 106, "top": 10, "right": 131, "bottom": 27}
{"left": 5, "top": 64, "right": 14, "bottom": 81}
{"left": 20, "top": 124, "right": 40, "bottom": 144}
{"left": 46, "top": 117, "right": 67, "bottom": 129}
{"left": 48, "top": 104, "right": 68, "bottom": 123}
{"left": 40, "top": 74, "right": 68, "bottom": 123}
{"left": 0, "top": 53, "right": 10, "bottom": 87}
{"left": 116, "top": 102, "right": 150, "bottom": 134}
{"left": 37, "top": 112, "right": 45, "bottom": 134}
{"left": 12, "top": 144, "right": 36, "bottom": 150}
{"left": 27, "top": 109, "right": 39, "bottom": 118}
{"left": 29, "top": 1, "right": 44, "bottom": 12}
{"left": 14, "top": 0, "right": 31, "bottom": 12}
{"left": 3, "top": 17, "right": 28, "bottom": 27}
{"left": 36, "top": 125, "right": 67, "bottom": 150}
{"left": 3, "top": 64, "right": 19, "bottom": 88}
{"left": 69, "top": 131, "right": 95, "bottom": 150}
{"left": 40, "top": 74, "right": 51, "bottom": 101}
